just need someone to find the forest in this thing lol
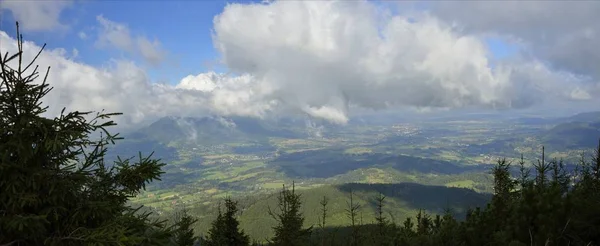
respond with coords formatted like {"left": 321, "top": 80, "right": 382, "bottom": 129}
{"left": 1, "top": 23, "right": 600, "bottom": 246}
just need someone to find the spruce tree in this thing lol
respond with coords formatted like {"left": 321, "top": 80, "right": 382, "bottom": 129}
{"left": 318, "top": 196, "right": 329, "bottom": 246}
{"left": 205, "top": 198, "right": 249, "bottom": 246}
{"left": 0, "top": 22, "right": 172, "bottom": 246}
{"left": 345, "top": 190, "right": 361, "bottom": 246}
{"left": 172, "top": 208, "right": 199, "bottom": 246}
{"left": 269, "top": 182, "right": 312, "bottom": 246}
{"left": 373, "top": 192, "right": 391, "bottom": 246}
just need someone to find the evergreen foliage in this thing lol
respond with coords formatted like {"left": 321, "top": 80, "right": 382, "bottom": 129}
{"left": 346, "top": 190, "right": 362, "bottom": 246}
{"left": 172, "top": 208, "right": 198, "bottom": 246}
{"left": 0, "top": 22, "right": 173, "bottom": 246}
{"left": 204, "top": 198, "right": 250, "bottom": 246}
{"left": 317, "top": 196, "right": 329, "bottom": 246}
{"left": 268, "top": 182, "right": 312, "bottom": 246}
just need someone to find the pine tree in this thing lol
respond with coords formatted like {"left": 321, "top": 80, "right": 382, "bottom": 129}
{"left": 205, "top": 198, "right": 250, "bottom": 246}
{"left": 172, "top": 208, "right": 199, "bottom": 246}
{"left": 0, "top": 22, "right": 172, "bottom": 246}
{"left": 269, "top": 182, "right": 312, "bottom": 246}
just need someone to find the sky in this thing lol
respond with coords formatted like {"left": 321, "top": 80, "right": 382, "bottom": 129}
{"left": 1, "top": 0, "right": 599, "bottom": 128}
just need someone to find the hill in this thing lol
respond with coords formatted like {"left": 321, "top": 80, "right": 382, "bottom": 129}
{"left": 556, "top": 111, "right": 600, "bottom": 124}
{"left": 270, "top": 149, "right": 489, "bottom": 179}
{"left": 540, "top": 121, "right": 600, "bottom": 149}
{"left": 186, "top": 183, "right": 491, "bottom": 241}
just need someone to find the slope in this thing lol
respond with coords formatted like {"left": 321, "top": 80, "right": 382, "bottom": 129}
{"left": 189, "top": 183, "right": 491, "bottom": 241}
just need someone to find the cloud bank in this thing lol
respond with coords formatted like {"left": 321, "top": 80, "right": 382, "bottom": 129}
{"left": 209, "top": 1, "right": 597, "bottom": 123}
{"left": 1, "top": 0, "right": 598, "bottom": 127}
{"left": 0, "top": 0, "right": 73, "bottom": 32}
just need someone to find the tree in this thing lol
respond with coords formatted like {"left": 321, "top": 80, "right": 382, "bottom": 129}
{"left": 318, "top": 196, "right": 329, "bottom": 246}
{"left": 205, "top": 198, "right": 250, "bottom": 246}
{"left": 269, "top": 182, "right": 312, "bottom": 246}
{"left": 345, "top": 190, "right": 361, "bottom": 246}
{"left": 172, "top": 208, "right": 199, "bottom": 246}
{"left": 0, "top": 22, "right": 172, "bottom": 245}
{"left": 373, "top": 192, "right": 392, "bottom": 246}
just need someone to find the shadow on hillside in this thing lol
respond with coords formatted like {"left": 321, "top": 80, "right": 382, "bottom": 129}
{"left": 151, "top": 171, "right": 201, "bottom": 190}
{"left": 106, "top": 139, "right": 178, "bottom": 163}
{"left": 271, "top": 150, "right": 489, "bottom": 179}
{"left": 337, "top": 182, "right": 491, "bottom": 217}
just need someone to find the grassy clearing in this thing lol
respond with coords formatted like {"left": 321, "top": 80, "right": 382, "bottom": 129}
{"left": 445, "top": 180, "right": 475, "bottom": 189}
{"left": 262, "top": 182, "right": 285, "bottom": 189}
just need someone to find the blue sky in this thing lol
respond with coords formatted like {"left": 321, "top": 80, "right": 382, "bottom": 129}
{"left": 1, "top": 0, "right": 257, "bottom": 83}
{"left": 1, "top": 0, "right": 518, "bottom": 84}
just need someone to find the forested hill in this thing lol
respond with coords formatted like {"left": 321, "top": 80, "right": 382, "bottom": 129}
{"left": 181, "top": 183, "right": 490, "bottom": 240}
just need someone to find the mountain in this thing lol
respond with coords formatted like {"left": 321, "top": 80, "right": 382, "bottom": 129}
{"left": 124, "top": 115, "right": 304, "bottom": 146}
{"left": 556, "top": 111, "right": 600, "bottom": 124}
{"left": 540, "top": 121, "right": 600, "bottom": 149}
{"left": 512, "top": 111, "right": 600, "bottom": 126}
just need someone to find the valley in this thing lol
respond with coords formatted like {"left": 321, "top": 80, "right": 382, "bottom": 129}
{"left": 113, "top": 112, "right": 600, "bottom": 239}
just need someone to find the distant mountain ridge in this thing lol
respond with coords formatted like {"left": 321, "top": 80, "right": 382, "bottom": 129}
{"left": 124, "top": 115, "right": 305, "bottom": 146}
{"left": 541, "top": 121, "right": 600, "bottom": 149}
{"left": 555, "top": 111, "right": 600, "bottom": 124}
{"left": 534, "top": 111, "right": 600, "bottom": 149}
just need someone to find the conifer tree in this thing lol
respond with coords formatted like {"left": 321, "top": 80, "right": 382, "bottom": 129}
{"left": 172, "top": 208, "right": 199, "bottom": 246}
{"left": 269, "top": 182, "right": 312, "bottom": 246}
{"left": 345, "top": 190, "right": 362, "bottom": 246}
{"left": 0, "top": 22, "right": 172, "bottom": 246}
{"left": 318, "top": 196, "right": 329, "bottom": 246}
{"left": 373, "top": 192, "right": 392, "bottom": 246}
{"left": 375, "top": 192, "right": 388, "bottom": 236}
{"left": 205, "top": 198, "right": 250, "bottom": 246}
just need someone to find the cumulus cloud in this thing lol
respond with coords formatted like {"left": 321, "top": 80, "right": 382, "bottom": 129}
{"left": 176, "top": 72, "right": 278, "bottom": 118}
{"left": 208, "top": 0, "right": 596, "bottom": 123}
{"left": 0, "top": 0, "right": 73, "bottom": 32}
{"left": 426, "top": 1, "right": 600, "bottom": 80}
{"left": 0, "top": 31, "right": 205, "bottom": 129}
{"left": 0, "top": 31, "right": 271, "bottom": 129}
{"left": 2, "top": 0, "right": 598, "bottom": 127}
{"left": 95, "top": 15, "right": 167, "bottom": 66}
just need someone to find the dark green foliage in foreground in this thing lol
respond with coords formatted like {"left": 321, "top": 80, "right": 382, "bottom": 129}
{"left": 172, "top": 209, "right": 199, "bottom": 246}
{"left": 268, "top": 183, "right": 313, "bottom": 246}
{"left": 0, "top": 23, "right": 173, "bottom": 245}
{"left": 302, "top": 145, "right": 600, "bottom": 246}
{"left": 203, "top": 197, "right": 250, "bottom": 246}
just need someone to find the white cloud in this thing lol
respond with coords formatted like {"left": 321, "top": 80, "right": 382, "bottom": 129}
{"left": 426, "top": 1, "right": 600, "bottom": 80}
{"left": 0, "top": 31, "right": 204, "bottom": 129}
{"left": 0, "top": 31, "right": 274, "bottom": 129}
{"left": 208, "top": 1, "right": 596, "bottom": 123}
{"left": 95, "top": 15, "right": 134, "bottom": 52}
{"left": 95, "top": 15, "right": 167, "bottom": 65}
{"left": 2, "top": 1, "right": 598, "bottom": 128}
{"left": 0, "top": 0, "right": 72, "bottom": 32}
{"left": 137, "top": 37, "right": 167, "bottom": 66}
